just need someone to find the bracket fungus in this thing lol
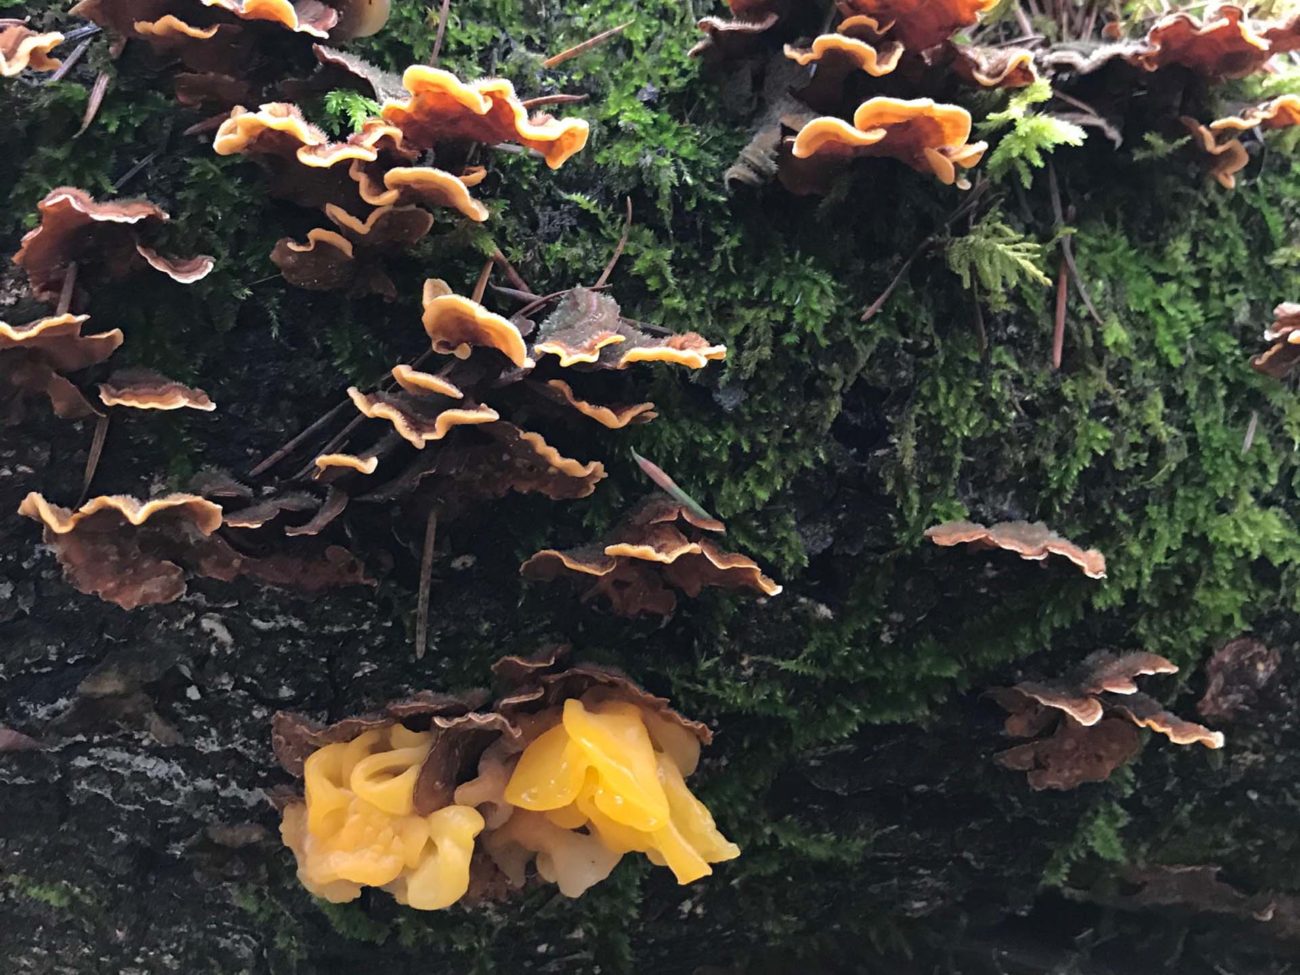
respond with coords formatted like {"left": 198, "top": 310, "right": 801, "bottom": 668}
{"left": 924, "top": 518, "right": 1106, "bottom": 579}
{"left": 1135, "top": 4, "right": 1282, "bottom": 78}
{"left": 947, "top": 44, "right": 1040, "bottom": 89}
{"left": 272, "top": 204, "right": 433, "bottom": 296}
{"left": 18, "top": 491, "right": 371, "bottom": 609}
{"left": 1251, "top": 303, "right": 1300, "bottom": 379}
{"left": 273, "top": 651, "right": 737, "bottom": 907}
{"left": 98, "top": 369, "right": 216, "bottom": 411}
{"left": 687, "top": 0, "right": 788, "bottom": 60}
{"left": 521, "top": 494, "right": 781, "bottom": 617}
{"left": 1, "top": 21, "right": 64, "bottom": 76}
{"left": 782, "top": 20, "right": 904, "bottom": 111}
{"left": 991, "top": 651, "right": 1224, "bottom": 790}
{"left": 379, "top": 66, "right": 590, "bottom": 169}
{"left": 837, "top": 0, "right": 999, "bottom": 53}
{"left": 1181, "top": 117, "right": 1249, "bottom": 190}
{"left": 785, "top": 98, "right": 987, "bottom": 193}
{"left": 1, "top": 314, "right": 123, "bottom": 421}
{"left": 13, "top": 188, "right": 214, "bottom": 303}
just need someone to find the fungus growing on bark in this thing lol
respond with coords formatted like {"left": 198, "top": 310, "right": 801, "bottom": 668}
{"left": 531, "top": 287, "right": 725, "bottom": 370}
{"left": 785, "top": 98, "right": 987, "bottom": 193}
{"left": 521, "top": 494, "right": 780, "bottom": 617}
{"left": 782, "top": 22, "right": 904, "bottom": 111}
{"left": 0, "top": 314, "right": 123, "bottom": 421}
{"left": 924, "top": 518, "right": 1107, "bottom": 579}
{"left": 687, "top": 0, "right": 787, "bottom": 59}
{"left": 1137, "top": 4, "right": 1273, "bottom": 78}
{"left": 1209, "top": 94, "right": 1300, "bottom": 133}
{"left": 18, "top": 491, "right": 372, "bottom": 609}
{"left": 838, "top": 0, "right": 999, "bottom": 52}
{"left": 538, "top": 379, "right": 657, "bottom": 429}
{"left": 1251, "top": 302, "right": 1300, "bottom": 378}
{"left": 313, "top": 452, "right": 379, "bottom": 475}
{"left": 1181, "top": 118, "right": 1249, "bottom": 190}
{"left": 421, "top": 280, "right": 531, "bottom": 366}
{"left": 1, "top": 21, "right": 64, "bottom": 76}
{"left": 990, "top": 651, "right": 1224, "bottom": 790}
{"left": 271, "top": 204, "right": 434, "bottom": 296}
{"left": 379, "top": 66, "right": 590, "bottom": 169}
{"left": 346, "top": 387, "right": 498, "bottom": 448}
{"left": 274, "top": 652, "right": 736, "bottom": 907}
{"left": 1197, "top": 636, "right": 1279, "bottom": 722}
{"left": 948, "top": 44, "right": 1040, "bottom": 89}
{"left": 98, "top": 369, "right": 216, "bottom": 411}
{"left": 13, "top": 187, "right": 214, "bottom": 302}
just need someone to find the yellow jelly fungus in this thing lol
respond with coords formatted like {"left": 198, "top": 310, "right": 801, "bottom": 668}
{"left": 502, "top": 697, "right": 739, "bottom": 888}
{"left": 281, "top": 725, "right": 485, "bottom": 909}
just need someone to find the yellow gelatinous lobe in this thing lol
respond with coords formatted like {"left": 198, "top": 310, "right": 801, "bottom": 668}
{"left": 281, "top": 725, "right": 485, "bottom": 908}
{"left": 502, "top": 697, "right": 738, "bottom": 888}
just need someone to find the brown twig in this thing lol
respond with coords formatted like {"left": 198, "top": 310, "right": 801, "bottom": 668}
{"left": 861, "top": 183, "right": 988, "bottom": 321}
{"left": 80, "top": 413, "right": 110, "bottom": 503}
{"left": 45, "top": 37, "right": 91, "bottom": 84}
{"left": 520, "top": 93, "right": 590, "bottom": 110}
{"left": 470, "top": 258, "right": 494, "bottom": 304}
{"left": 543, "top": 21, "right": 630, "bottom": 69}
{"left": 181, "top": 113, "right": 231, "bottom": 137}
{"left": 1052, "top": 251, "right": 1068, "bottom": 370}
{"left": 1047, "top": 164, "right": 1104, "bottom": 328}
{"left": 247, "top": 400, "right": 347, "bottom": 478}
{"left": 111, "top": 152, "right": 156, "bottom": 192}
{"left": 414, "top": 508, "right": 438, "bottom": 659}
{"left": 593, "top": 197, "right": 633, "bottom": 289}
{"left": 75, "top": 70, "right": 110, "bottom": 137}
{"left": 56, "top": 262, "right": 78, "bottom": 316}
{"left": 430, "top": 0, "right": 452, "bottom": 66}
{"left": 490, "top": 248, "right": 532, "bottom": 295}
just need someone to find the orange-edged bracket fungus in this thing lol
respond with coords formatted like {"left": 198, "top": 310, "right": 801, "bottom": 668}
{"left": 18, "top": 491, "right": 372, "bottom": 609}
{"left": 838, "top": 0, "right": 999, "bottom": 52}
{"left": 924, "top": 518, "right": 1106, "bottom": 579}
{"left": 948, "top": 44, "right": 1040, "bottom": 89}
{"left": 1251, "top": 303, "right": 1300, "bottom": 379}
{"left": 1136, "top": 4, "right": 1283, "bottom": 79}
{"left": 379, "top": 66, "right": 590, "bottom": 169}
{"left": 98, "top": 369, "right": 216, "bottom": 411}
{"left": 1181, "top": 117, "right": 1249, "bottom": 190}
{"left": 990, "top": 651, "right": 1224, "bottom": 790}
{"left": 784, "top": 97, "right": 987, "bottom": 194}
{"left": 1209, "top": 94, "right": 1300, "bottom": 134}
{"left": 273, "top": 652, "right": 737, "bottom": 907}
{"left": 1, "top": 20, "right": 64, "bottom": 76}
{"left": 271, "top": 204, "right": 434, "bottom": 297}
{"left": 782, "top": 20, "right": 905, "bottom": 111}
{"left": 1, "top": 314, "right": 123, "bottom": 421}
{"left": 521, "top": 494, "right": 781, "bottom": 617}
{"left": 13, "top": 187, "right": 214, "bottom": 302}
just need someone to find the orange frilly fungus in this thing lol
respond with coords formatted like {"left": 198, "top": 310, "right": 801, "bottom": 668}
{"left": 1, "top": 21, "right": 64, "bottom": 76}
{"left": 346, "top": 387, "right": 499, "bottom": 448}
{"left": 990, "top": 651, "right": 1224, "bottom": 791}
{"left": 1209, "top": 94, "right": 1300, "bottom": 133}
{"left": 13, "top": 187, "right": 215, "bottom": 301}
{"left": 98, "top": 368, "right": 216, "bottom": 411}
{"left": 783, "top": 19, "right": 904, "bottom": 110}
{"left": 275, "top": 654, "right": 737, "bottom": 907}
{"left": 271, "top": 204, "right": 434, "bottom": 296}
{"left": 949, "top": 44, "right": 1040, "bottom": 89}
{"left": 785, "top": 97, "right": 987, "bottom": 193}
{"left": 1137, "top": 4, "right": 1274, "bottom": 78}
{"left": 539, "top": 379, "right": 657, "bottom": 429}
{"left": 1181, "top": 117, "right": 1249, "bottom": 190}
{"left": 521, "top": 495, "right": 781, "bottom": 617}
{"left": 1251, "top": 302, "right": 1300, "bottom": 378}
{"left": 421, "top": 279, "right": 531, "bottom": 367}
{"left": 1, "top": 314, "right": 123, "bottom": 421}
{"left": 838, "top": 0, "right": 999, "bottom": 52}
{"left": 380, "top": 66, "right": 589, "bottom": 169}
{"left": 924, "top": 518, "right": 1107, "bottom": 578}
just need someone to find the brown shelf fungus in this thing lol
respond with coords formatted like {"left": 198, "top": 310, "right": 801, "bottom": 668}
{"left": 837, "top": 0, "right": 999, "bottom": 53}
{"left": 785, "top": 97, "right": 987, "bottom": 194}
{"left": 990, "top": 651, "right": 1224, "bottom": 790}
{"left": 0, "top": 314, "right": 124, "bottom": 421}
{"left": 18, "top": 491, "right": 372, "bottom": 610}
{"left": 688, "top": 0, "right": 786, "bottom": 60}
{"left": 12, "top": 188, "right": 214, "bottom": 303}
{"left": 1181, "top": 117, "right": 1249, "bottom": 190}
{"left": 1, "top": 21, "right": 64, "bottom": 76}
{"left": 521, "top": 494, "right": 781, "bottom": 617}
{"left": 379, "top": 66, "right": 590, "bottom": 169}
{"left": 924, "top": 518, "right": 1107, "bottom": 579}
{"left": 1251, "top": 303, "right": 1300, "bottom": 378}
{"left": 98, "top": 369, "right": 216, "bottom": 411}
{"left": 273, "top": 650, "right": 738, "bottom": 907}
